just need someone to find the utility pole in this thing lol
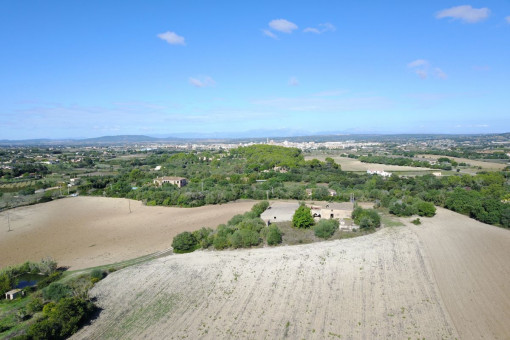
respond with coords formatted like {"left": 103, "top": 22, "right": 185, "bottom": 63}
{"left": 128, "top": 200, "right": 131, "bottom": 213}
{"left": 7, "top": 210, "right": 11, "bottom": 232}
{"left": 266, "top": 190, "right": 269, "bottom": 200}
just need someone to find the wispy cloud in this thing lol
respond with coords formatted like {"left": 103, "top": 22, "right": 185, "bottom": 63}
{"left": 288, "top": 77, "right": 299, "bottom": 86}
{"left": 407, "top": 59, "right": 429, "bottom": 68}
{"left": 303, "top": 22, "right": 336, "bottom": 34}
{"left": 434, "top": 68, "right": 447, "bottom": 79}
{"left": 506, "top": 16, "right": 510, "bottom": 24}
{"left": 262, "top": 29, "right": 278, "bottom": 39}
{"left": 436, "top": 5, "right": 490, "bottom": 23}
{"left": 157, "top": 31, "right": 186, "bottom": 45}
{"left": 268, "top": 19, "right": 298, "bottom": 33}
{"left": 189, "top": 76, "right": 216, "bottom": 88}
{"left": 407, "top": 59, "right": 446, "bottom": 80}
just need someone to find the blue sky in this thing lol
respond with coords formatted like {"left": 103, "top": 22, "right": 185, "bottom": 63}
{"left": 1, "top": 1, "right": 509, "bottom": 139}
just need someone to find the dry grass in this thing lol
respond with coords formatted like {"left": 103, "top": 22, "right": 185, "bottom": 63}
{"left": 305, "top": 155, "right": 433, "bottom": 172}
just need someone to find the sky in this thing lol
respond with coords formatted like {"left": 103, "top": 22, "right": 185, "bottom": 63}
{"left": 1, "top": 1, "right": 509, "bottom": 139}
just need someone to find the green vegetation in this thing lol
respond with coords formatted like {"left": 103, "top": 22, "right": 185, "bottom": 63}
{"left": 0, "top": 259, "right": 104, "bottom": 339}
{"left": 292, "top": 205, "right": 315, "bottom": 229}
{"left": 313, "top": 219, "right": 339, "bottom": 239}
{"left": 352, "top": 206, "right": 381, "bottom": 229}
{"left": 171, "top": 201, "right": 283, "bottom": 253}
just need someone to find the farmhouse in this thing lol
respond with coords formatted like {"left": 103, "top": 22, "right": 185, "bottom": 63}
{"left": 153, "top": 176, "right": 187, "bottom": 188}
{"left": 318, "top": 202, "right": 353, "bottom": 219}
{"left": 5, "top": 289, "right": 24, "bottom": 300}
{"left": 260, "top": 202, "right": 300, "bottom": 223}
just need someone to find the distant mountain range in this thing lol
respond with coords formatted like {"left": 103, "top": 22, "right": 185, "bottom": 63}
{"left": 0, "top": 132, "right": 509, "bottom": 146}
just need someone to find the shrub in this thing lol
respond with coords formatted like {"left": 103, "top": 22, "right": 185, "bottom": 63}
{"left": 411, "top": 218, "right": 421, "bottom": 225}
{"left": 313, "top": 219, "right": 338, "bottom": 239}
{"left": 213, "top": 235, "right": 229, "bottom": 250}
{"left": 38, "top": 257, "right": 58, "bottom": 275}
{"left": 251, "top": 200, "right": 269, "bottom": 216}
{"left": 37, "top": 272, "right": 62, "bottom": 289}
{"left": 292, "top": 205, "right": 314, "bottom": 229}
{"left": 415, "top": 201, "right": 436, "bottom": 217}
{"left": 266, "top": 225, "right": 282, "bottom": 245}
{"left": 171, "top": 232, "right": 198, "bottom": 253}
{"left": 42, "top": 282, "right": 72, "bottom": 301}
{"left": 26, "top": 297, "right": 44, "bottom": 314}
{"left": 90, "top": 268, "right": 105, "bottom": 280}
{"left": 352, "top": 207, "right": 381, "bottom": 229}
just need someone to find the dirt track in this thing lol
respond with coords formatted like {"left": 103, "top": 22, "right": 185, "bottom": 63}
{"left": 73, "top": 226, "right": 458, "bottom": 339}
{"left": 0, "top": 197, "right": 255, "bottom": 270}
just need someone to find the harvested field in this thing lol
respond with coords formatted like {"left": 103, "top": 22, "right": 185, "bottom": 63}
{"left": 412, "top": 208, "right": 510, "bottom": 339}
{"left": 418, "top": 154, "right": 508, "bottom": 171}
{"left": 305, "top": 155, "right": 433, "bottom": 172}
{"left": 0, "top": 197, "right": 255, "bottom": 270}
{"left": 73, "top": 226, "right": 459, "bottom": 340}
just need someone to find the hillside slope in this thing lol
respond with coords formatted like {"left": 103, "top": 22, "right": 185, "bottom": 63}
{"left": 73, "top": 227, "right": 458, "bottom": 339}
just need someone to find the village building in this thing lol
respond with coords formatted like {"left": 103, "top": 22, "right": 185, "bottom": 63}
{"left": 432, "top": 172, "right": 442, "bottom": 177}
{"left": 153, "top": 176, "right": 187, "bottom": 188}
{"left": 5, "top": 289, "right": 24, "bottom": 300}
{"left": 328, "top": 189, "right": 337, "bottom": 197}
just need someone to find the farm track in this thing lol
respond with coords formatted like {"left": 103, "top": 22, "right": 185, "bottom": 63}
{"left": 73, "top": 226, "right": 459, "bottom": 339}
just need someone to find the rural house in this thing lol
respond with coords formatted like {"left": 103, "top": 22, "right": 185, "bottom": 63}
{"left": 5, "top": 289, "right": 24, "bottom": 300}
{"left": 153, "top": 176, "right": 187, "bottom": 188}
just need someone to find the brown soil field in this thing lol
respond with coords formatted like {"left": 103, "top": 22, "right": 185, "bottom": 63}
{"left": 73, "top": 227, "right": 458, "bottom": 339}
{"left": 72, "top": 208, "right": 510, "bottom": 340}
{"left": 0, "top": 197, "right": 255, "bottom": 270}
{"left": 305, "top": 155, "right": 433, "bottom": 172}
{"left": 418, "top": 154, "right": 508, "bottom": 171}
{"left": 412, "top": 208, "right": 510, "bottom": 339}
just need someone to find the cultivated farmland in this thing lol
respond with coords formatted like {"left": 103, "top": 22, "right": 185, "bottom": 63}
{"left": 0, "top": 197, "right": 255, "bottom": 270}
{"left": 72, "top": 208, "right": 510, "bottom": 340}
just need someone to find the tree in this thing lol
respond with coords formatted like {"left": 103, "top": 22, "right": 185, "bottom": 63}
{"left": 352, "top": 207, "right": 381, "bottom": 229}
{"left": 292, "top": 205, "right": 314, "bottom": 229}
{"left": 313, "top": 219, "right": 338, "bottom": 239}
{"left": 415, "top": 201, "right": 436, "bottom": 217}
{"left": 266, "top": 225, "right": 282, "bottom": 245}
{"left": 171, "top": 232, "right": 198, "bottom": 253}
{"left": 43, "top": 282, "right": 72, "bottom": 301}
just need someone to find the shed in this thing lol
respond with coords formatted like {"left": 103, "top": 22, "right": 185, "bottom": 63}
{"left": 5, "top": 289, "right": 24, "bottom": 300}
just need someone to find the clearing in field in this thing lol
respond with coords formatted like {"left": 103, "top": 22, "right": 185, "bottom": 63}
{"left": 305, "top": 155, "right": 433, "bottom": 172}
{"left": 0, "top": 197, "right": 255, "bottom": 270}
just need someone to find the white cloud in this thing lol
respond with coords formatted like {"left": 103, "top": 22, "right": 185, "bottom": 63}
{"left": 435, "top": 68, "right": 447, "bottom": 79}
{"left": 304, "top": 22, "right": 336, "bottom": 34}
{"left": 269, "top": 19, "right": 298, "bottom": 33}
{"left": 415, "top": 70, "right": 428, "bottom": 79}
{"left": 407, "top": 59, "right": 446, "bottom": 80}
{"left": 506, "top": 16, "right": 510, "bottom": 24}
{"left": 288, "top": 77, "right": 299, "bottom": 86}
{"left": 303, "top": 27, "right": 321, "bottom": 34}
{"left": 262, "top": 29, "right": 278, "bottom": 39}
{"left": 157, "top": 31, "right": 186, "bottom": 45}
{"left": 407, "top": 59, "right": 429, "bottom": 68}
{"left": 189, "top": 76, "right": 216, "bottom": 88}
{"left": 436, "top": 5, "right": 490, "bottom": 23}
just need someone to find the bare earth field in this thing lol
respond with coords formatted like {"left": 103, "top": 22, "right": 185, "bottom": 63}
{"left": 0, "top": 197, "right": 255, "bottom": 270}
{"left": 305, "top": 155, "right": 433, "bottom": 172}
{"left": 73, "top": 226, "right": 458, "bottom": 339}
{"left": 412, "top": 208, "right": 510, "bottom": 339}
{"left": 418, "top": 154, "right": 508, "bottom": 171}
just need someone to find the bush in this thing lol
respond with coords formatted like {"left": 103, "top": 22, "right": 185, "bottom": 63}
{"left": 251, "top": 200, "right": 269, "bottom": 216}
{"left": 411, "top": 218, "right": 421, "bottom": 225}
{"left": 266, "top": 225, "right": 282, "bottom": 245}
{"left": 415, "top": 201, "right": 436, "bottom": 217}
{"left": 26, "top": 297, "right": 44, "bottom": 314}
{"left": 42, "top": 282, "right": 72, "bottom": 301}
{"left": 213, "top": 235, "right": 229, "bottom": 250}
{"left": 171, "top": 232, "right": 198, "bottom": 253}
{"left": 37, "top": 272, "right": 62, "bottom": 289}
{"left": 292, "top": 205, "right": 314, "bottom": 229}
{"left": 90, "top": 268, "right": 105, "bottom": 281}
{"left": 352, "top": 207, "right": 381, "bottom": 229}
{"left": 313, "top": 219, "right": 338, "bottom": 239}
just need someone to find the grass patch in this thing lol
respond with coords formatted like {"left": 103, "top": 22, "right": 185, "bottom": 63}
{"left": 381, "top": 215, "right": 405, "bottom": 227}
